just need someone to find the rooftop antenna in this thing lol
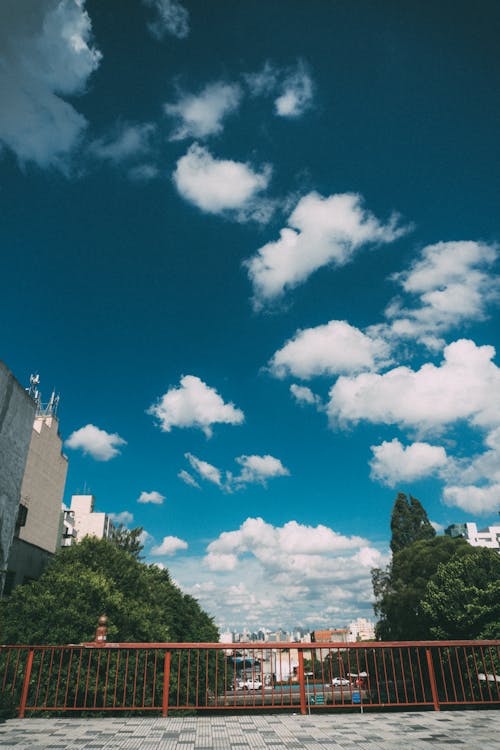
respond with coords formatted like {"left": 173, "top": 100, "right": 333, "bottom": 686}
{"left": 26, "top": 374, "right": 60, "bottom": 417}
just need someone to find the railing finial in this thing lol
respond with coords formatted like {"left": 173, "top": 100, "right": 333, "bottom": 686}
{"left": 94, "top": 614, "right": 108, "bottom": 643}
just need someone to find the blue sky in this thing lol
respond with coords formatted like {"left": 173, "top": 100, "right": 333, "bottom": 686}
{"left": 2, "top": 0, "right": 500, "bottom": 631}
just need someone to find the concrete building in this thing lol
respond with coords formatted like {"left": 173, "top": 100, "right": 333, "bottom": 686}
{"left": 6, "top": 386, "right": 68, "bottom": 592}
{"left": 310, "top": 629, "right": 349, "bottom": 643}
{"left": 347, "top": 617, "right": 376, "bottom": 642}
{"left": 69, "top": 494, "right": 113, "bottom": 542}
{"left": 0, "top": 362, "right": 37, "bottom": 595}
{"left": 445, "top": 522, "right": 500, "bottom": 550}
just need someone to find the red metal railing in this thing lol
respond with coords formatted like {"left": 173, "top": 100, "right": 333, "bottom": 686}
{"left": 1, "top": 641, "right": 498, "bottom": 717}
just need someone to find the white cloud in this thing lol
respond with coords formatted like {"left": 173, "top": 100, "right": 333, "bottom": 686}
{"left": 165, "top": 82, "right": 242, "bottom": 140}
{"left": 128, "top": 163, "right": 159, "bottom": 181}
{"left": 328, "top": 339, "right": 500, "bottom": 433}
{"left": 246, "top": 192, "right": 408, "bottom": 307}
{"left": 185, "top": 453, "right": 222, "bottom": 486}
{"left": 151, "top": 535, "right": 188, "bottom": 556}
{"left": 374, "top": 241, "right": 499, "bottom": 349}
{"left": 173, "top": 143, "right": 271, "bottom": 219}
{"left": 165, "top": 517, "right": 387, "bottom": 627}
{"left": 289, "top": 384, "right": 320, "bottom": 406}
{"left": 274, "top": 61, "right": 314, "bottom": 118}
{"left": 143, "top": 0, "right": 189, "bottom": 39}
{"left": 443, "top": 484, "right": 500, "bottom": 515}
{"left": 234, "top": 455, "right": 289, "bottom": 485}
{"left": 137, "top": 490, "right": 165, "bottom": 505}
{"left": 109, "top": 511, "right": 134, "bottom": 526}
{"left": 270, "top": 320, "right": 391, "bottom": 379}
{"left": 148, "top": 375, "right": 244, "bottom": 438}
{"left": 178, "top": 469, "right": 200, "bottom": 488}
{"left": 245, "top": 60, "right": 315, "bottom": 119}
{"left": 0, "top": 0, "right": 101, "bottom": 169}
{"left": 244, "top": 61, "right": 278, "bottom": 97}
{"left": 370, "top": 438, "right": 448, "bottom": 487}
{"left": 89, "top": 122, "right": 156, "bottom": 163}
{"left": 65, "top": 424, "right": 126, "bottom": 461}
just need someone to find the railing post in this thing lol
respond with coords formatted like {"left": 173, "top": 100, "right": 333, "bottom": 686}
{"left": 425, "top": 647, "right": 440, "bottom": 711}
{"left": 18, "top": 649, "right": 34, "bottom": 718}
{"left": 298, "top": 650, "right": 307, "bottom": 715}
{"left": 162, "top": 651, "right": 171, "bottom": 717}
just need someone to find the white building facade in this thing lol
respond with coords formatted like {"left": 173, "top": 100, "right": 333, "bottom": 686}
{"left": 445, "top": 522, "right": 500, "bottom": 550}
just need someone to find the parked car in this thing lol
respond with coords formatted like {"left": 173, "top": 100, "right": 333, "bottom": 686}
{"left": 332, "top": 677, "right": 350, "bottom": 686}
{"left": 238, "top": 679, "right": 263, "bottom": 690}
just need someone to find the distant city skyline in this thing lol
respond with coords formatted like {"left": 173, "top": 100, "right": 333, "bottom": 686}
{"left": 1, "top": 0, "right": 499, "bottom": 628}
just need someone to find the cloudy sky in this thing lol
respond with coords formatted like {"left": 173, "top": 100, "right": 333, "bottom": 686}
{"left": 2, "top": 0, "right": 500, "bottom": 631}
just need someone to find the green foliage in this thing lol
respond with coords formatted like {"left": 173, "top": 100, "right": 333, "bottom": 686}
{"left": 0, "top": 537, "right": 218, "bottom": 645}
{"left": 421, "top": 546, "right": 500, "bottom": 639}
{"left": 372, "top": 536, "right": 468, "bottom": 640}
{"left": 110, "top": 524, "right": 145, "bottom": 559}
{"left": 390, "top": 492, "right": 436, "bottom": 554}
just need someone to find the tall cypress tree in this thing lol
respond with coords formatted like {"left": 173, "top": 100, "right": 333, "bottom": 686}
{"left": 390, "top": 492, "right": 435, "bottom": 553}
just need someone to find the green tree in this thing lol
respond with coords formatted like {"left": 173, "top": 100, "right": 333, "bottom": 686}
{"left": 390, "top": 492, "right": 436, "bottom": 554}
{"left": 0, "top": 536, "right": 218, "bottom": 645}
{"left": 372, "top": 536, "right": 468, "bottom": 640}
{"left": 421, "top": 546, "right": 500, "bottom": 639}
{"left": 110, "top": 524, "right": 145, "bottom": 559}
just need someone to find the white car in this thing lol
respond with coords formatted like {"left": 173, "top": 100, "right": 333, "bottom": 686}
{"left": 332, "top": 677, "right": 350, "bottom": 686}
{"left": 238, "top": 679, "right": 263, "bottom": 690}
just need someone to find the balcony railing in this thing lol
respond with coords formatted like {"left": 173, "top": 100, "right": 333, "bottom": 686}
{"left": 1, "top": 640, "right": 498, "bottom": 717}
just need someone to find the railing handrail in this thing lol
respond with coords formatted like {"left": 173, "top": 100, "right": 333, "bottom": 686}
{"left": 1, "top": 639, "right": 499, "bottom": 650}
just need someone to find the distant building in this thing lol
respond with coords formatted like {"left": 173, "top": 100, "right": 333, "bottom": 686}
{"left": 61, "top": 505, "right": 77, "bottom": 547}
{"left": 0, "top": 362, "right": 37, "bottom": 595}
{"left": 6, "top": 383, "right": 68, "bottom": 593}
{"left": 68, "top": 494, "right": 114, "bottom": 543}
{"left": 310, "top": 629, "right": 349, "bottom": 643}
{"left": 445, "top": 522, "right": 500, "bottom": 550}
{"left": 347, "top": 617, "right": 375, "bottom": 642}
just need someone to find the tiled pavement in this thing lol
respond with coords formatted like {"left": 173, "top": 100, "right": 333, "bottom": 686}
{"left": 0, "top": 711, "right": 499, "bottom": 750}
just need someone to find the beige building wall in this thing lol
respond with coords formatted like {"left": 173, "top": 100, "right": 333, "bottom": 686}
{"left": 19, "top": 415, "right": 68, "bottom": 553}
{"left": 70, "top": 494, "right": 113, "bottom": 541}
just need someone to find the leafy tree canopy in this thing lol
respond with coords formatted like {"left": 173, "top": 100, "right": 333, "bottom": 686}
{"left": 421, "top": 546, "right": 500, "bottom": 640}
{"left": 372, "top": 536, "right": 469, "bottom": 640}
{"left": 390, "top": 492, "right": 436, "bottom": 554}
{"left": 110, "top": 524, "right": 144, "bottom": 559}
{"left": 0, "top": 537, "right": 218, "bottom": 645}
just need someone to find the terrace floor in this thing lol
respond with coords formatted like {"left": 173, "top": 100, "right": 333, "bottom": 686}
{"left": 1, "top": 710, "right": 499, "bottom": 749}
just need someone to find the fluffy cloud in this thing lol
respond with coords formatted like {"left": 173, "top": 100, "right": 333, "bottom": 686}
{"left": 274, "top": 61, "right": 314, "bottom": 118}
{"left": 443, "top": 484, "right": 500, "bottom": 515}
{"left": 143, "top": 0, "right": 189, "bottom": 39}
{"left": 289, "top": 384, "right": 320, "bottom": 406}
{"left": 89, "top": 122, "right": 156, "bottom": 163}
{"left": 179, "top": 452, "right": 289, "bottom": 491}
{"left": 370, "top": 438, "right": 448, "bottom": 486}
{"left": 0, "top": 0, "right": 101, "bottom": 169}
{"left": 234, "top": 455, "right": 289, "bottom": 485}
{"left": 328, "top": 339, "right": 500, "bottom": 433}
{"left": 165, "top": 517, "right": 386, "bottom": 627}
{"left": 374, "top": 241, "right": 499, "bottom": 349}
{"left": 245, "top": 60, "right": 314, "bottom": 118}
{"left": 148, "top": 375, "right": 244, "bottom": 437}
{"left": 65, "top": 424, "right": 126, "bottom": 461}
{"left": 246, "top": 192, "right": 407, "bottom": 307}
{"left": 109, "top": 511, "right": 134, "bottom": 526}
{"left": 137, "top": 490, "right": 165, "bottom": 505}
{"left": 185, "top": 453, "right": 222, "bottom": 486}
{"left": 165, "top": 82, "right": 242, "bottom": 140}
{"left": 178, "top": 469, "right": 200, "bottom": 488}
{"left": 173, "top": 143, "right": 271, "bottom": 219}
{"left": 270, "top": 320, "right": 390, "bottom": 379}
{"left": 151, "top": 535, "right": 188, "bottom": 556}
